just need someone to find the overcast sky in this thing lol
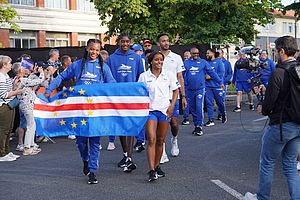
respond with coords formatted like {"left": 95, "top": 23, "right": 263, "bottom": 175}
{"left": 281, "top": 0, "right": 297, "bottom": 6}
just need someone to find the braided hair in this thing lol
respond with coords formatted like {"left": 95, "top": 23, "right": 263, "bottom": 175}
{"left": 79, "top": 39, "right": 104, "bottom": 81}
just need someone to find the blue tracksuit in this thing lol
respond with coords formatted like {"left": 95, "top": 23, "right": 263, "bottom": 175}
{"left": 45, "top": 58, "right": 116, "bottom": 173}
{"left": 218, "top": 57, "right": 233, "bottom": 117}
{"left": 258, "top": 58, "right": 275, "bottom": 87}
{"left": 205, "top": 58, "right": 225, "bottom": 120}
{"left": 232, "top": 58, "right": 256, "bottom": 93}
{"left": 107, "top": 48, "right": 145, "bottom": 143}
{"left": 184, "top": 58, "right": 222, "bottom": 127}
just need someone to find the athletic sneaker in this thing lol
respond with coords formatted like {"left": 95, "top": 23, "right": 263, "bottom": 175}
{"left": 134, "top": 142, "right": 145, "bottom": 153}
{"left": 297, "top": 161, "right": 300, "bottom": 171}
{"left": 233, "top": 107, "right": 241, "bottom": 112}
{"left": 193, "top": 126, "right": 203, "bottom": 136}
{"left": 107, "top": 142, "right": 115, "bottom": 151}
{"left": 181, "top": 119, "right": 190, "bottom": 125}
{"left": 8, "top": 152, "right": 20, "bottom": 159}
{"left": 155, "top": 166, "right": 165, "bottom": 178}
{"left": 244, "top": 192, "right": 258, "bottom": 200}
{"left": 118, "top": 155, "right": 127, "bottom": 168}
{"left": 160, "top": 152, "right": 169, "bottom": 164}
{"left": 249, "top": 104, "right": 255, "bottom": 111}
{"left": 68, "top": 135, "right": 76, "bottom": 140}
{"left": 148, "top": 170, "right": 158, "bottom": 182}
{"left": 0, "top": 154, "right": 16, "bottom": 162}
{"left": 171, "top": 137, "right": 179, "bottom": 157}
{"left": 217, "top": 115, "right": 222, "bottom": 120}
{"left": 22, "top": 148, "right": 39, "bottom": 156}
{"left": 123, "top": 158, "right": 137, "bottom": 173}
{"left": 204, "top": 120, "right": 215, "bottom": 127}
{"left": 16, "top": 144, "right": 24, "bottom": 152}
{"left": 87, "top": 172, "right": 98, "bottom": 184}
{"left": 83, "top": 160, "right": 90, "bottom": 176}
{"left": 222, "top": 114, "right": 227, "bottom": 123}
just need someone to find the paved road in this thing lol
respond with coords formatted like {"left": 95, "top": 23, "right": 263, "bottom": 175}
{"left": 0, "top": 104, "right": 292, "bottom": 200}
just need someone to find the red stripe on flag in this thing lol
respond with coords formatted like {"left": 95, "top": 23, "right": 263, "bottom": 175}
{"left": 34, "top": 103, "right": 149, "bottom": 111}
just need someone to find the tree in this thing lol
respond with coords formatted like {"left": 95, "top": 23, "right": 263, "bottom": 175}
{"left": 0, "top": 0, "right": 21, "bottom": 33}
{"left": 93, "top": 0, "right": 282, "bottom": 44}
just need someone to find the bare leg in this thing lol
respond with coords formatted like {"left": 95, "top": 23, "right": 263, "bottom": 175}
{"left": 146, "top": 120, "right": 158, "bottom": 171}
{"left": 18, "top": 127, "right": 24, "bottom": 145}
{"left": 236, "top": 91, "right": 243, "bottom": 108}
{"left": 155, "top": 121, "right": 169, "bottom": 167}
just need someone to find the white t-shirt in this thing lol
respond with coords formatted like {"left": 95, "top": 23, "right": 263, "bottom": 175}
{"left": 162, "top": 51, "right": 184, "bottom": 99}
{"left": 138, "top": 70, "right": 178, "bottom": 115}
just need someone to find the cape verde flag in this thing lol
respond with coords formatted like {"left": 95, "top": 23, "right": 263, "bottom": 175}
{"left": 33, "top": 82, "right": 150, "bottom": 137}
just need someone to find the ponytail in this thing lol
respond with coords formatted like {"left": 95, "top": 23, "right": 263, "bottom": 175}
{"left": 79, "top": 39, "right": 104, "bottom": 81}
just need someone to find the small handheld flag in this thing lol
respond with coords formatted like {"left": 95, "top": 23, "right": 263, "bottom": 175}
{"left": 21, "top": 57, "right": 34, "bottom": 70}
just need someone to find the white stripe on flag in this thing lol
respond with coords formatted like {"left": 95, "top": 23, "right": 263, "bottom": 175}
{"left": 35, "top": 96, "right": 150, "bottom": 106}
{"left": 33, "top": 109, "right": 149, "bottom": 118}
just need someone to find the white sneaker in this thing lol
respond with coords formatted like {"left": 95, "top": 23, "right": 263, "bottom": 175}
{"left": 244, "top": 192, "right": 258, "bottom": 200}
{"left": 68, "top": 135, "right": 76, "bottom": 140}
{"left": 107, "top": 142, "right": 116, "bottom": 151}
{"left": 23, "top": 147, "right": 40, "bottom": 156}
{"left": 297, "top": 161, "right": 300, "bottom": 171}
{"left": 99, "top": 144, "right": 102, "bottom": 150}
{"left": 160, "top": 143, "right": 169, "bottom": 164}
{"left": 160, "top": 152, "right": 169, "bottom": 164}
{"left": 171, "top": 137, "right": 179, "bottom": 157}
{"left": 16, "top": 144, "right": 24, "bottom": 151}
{"left": 0, "top": 154, "right": 16, "bottom": 161}
{"left": 8, "top": 152, "right": 20, "bottom": 159}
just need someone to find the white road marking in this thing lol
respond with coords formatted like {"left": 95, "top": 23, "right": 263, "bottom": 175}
{"left": 211, "top": 179, "right": 244, "bottom": 200}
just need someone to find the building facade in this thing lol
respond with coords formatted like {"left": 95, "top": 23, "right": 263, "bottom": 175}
{"left": 0, "top": 0, "right": 116, "bottom": 48}
{"left": 255, "top": 10, "right": 300, "bottom": 50}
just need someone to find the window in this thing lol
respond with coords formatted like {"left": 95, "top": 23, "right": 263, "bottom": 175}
{"left": 288, "top": 23, "right": 293, "bottom": 33}
{"left": 78, "top": 33, "right": 98, "bottom": 46}
{"left": 8, "top": 0, "right": 35, "bottom": 6}
{"left": 283, "top": 22, "right": 287, "bottom": 33}
{"left": 46, "top": 32, "right": 69, "bottom": 47}
{"left": 77, "top": 0, "right": 96, "bottom": 12}
{"left": 10, "top": 31, "right": 37, "bottom": 48}
{"left": 45, "top": 0, "right": 68, "bottom": 9}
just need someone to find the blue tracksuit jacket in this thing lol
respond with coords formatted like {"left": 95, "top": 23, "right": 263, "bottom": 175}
{"left": 206, "top": 58, "right": 225, "bottom": 88}
{"left": 107, "top": 48, "right": 144, "bottom": 82}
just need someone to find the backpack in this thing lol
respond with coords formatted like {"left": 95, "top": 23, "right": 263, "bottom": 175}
{"left": 282, "top": 63, "right": 300, "bottom": 124}
{"left": 279, "top": 62, "right": 300, "bottom": 141}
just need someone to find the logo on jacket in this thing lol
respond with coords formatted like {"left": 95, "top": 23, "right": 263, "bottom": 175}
{"left": 190, "top": 66, "right": 199, "bottom": 75}
{"left": 118, "top": 64, "right": 132, "bottom": 77}
{"left": 81, "top": 72, "right": 97, "bottom": 79}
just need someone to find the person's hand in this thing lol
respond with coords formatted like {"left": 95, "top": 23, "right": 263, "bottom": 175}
{"left": 257, "top": 104, "right": 262, "bottom": 114}
{"left": 205, "top": 74, "right": 211, "bottom": 80}
{"left": 38, "top": 67, "right": 44, "bottom": 74}
{"left": 166, "top": 106, "right": 174, "bottom": 119}
{"left": 182, "top": 96, "right": 187, "bottom": 109}
{"left": 247, "top": 79, "right": 251, "bottom": 83}
{"left": 221, "top": 84, "right": 225, "bottom": 90}
{"left": 14, "top": 88, "right": 23, "bottom": 95}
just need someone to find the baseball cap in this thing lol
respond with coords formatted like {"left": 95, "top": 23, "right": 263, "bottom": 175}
{"left": 131, "top": 44, "right": 143, "bottom": 51}
{"left": 143, "top": 39, "right": 152, "bottom": 45}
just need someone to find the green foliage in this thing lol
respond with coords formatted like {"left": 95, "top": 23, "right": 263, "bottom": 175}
{"left": 0, "top": 1, "right": 21, "bottom": 33}
{"left": 93, "top": 0, "right": 282, "bottom": 44}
